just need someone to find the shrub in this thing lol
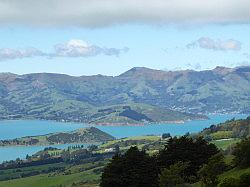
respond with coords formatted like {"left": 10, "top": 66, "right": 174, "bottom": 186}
{"left": 100, "top": 146, "right": 158, "bottom": 187}
{"left": 238, "top": 173, "right": 250, "bottom": 187}
{"left": 159, "top": 162, "right": 189, "bottom": 187}
{"left": 157, "top": 136, "right": 219, "bottom": 181}
{"left": 198, "top": 153, "right": 226, "bottom": 186}
{"left": 233, "top": 138, "right": 250, "bottom": 167}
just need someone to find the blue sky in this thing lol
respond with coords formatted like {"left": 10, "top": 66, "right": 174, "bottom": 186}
{"left": 0, "top": 1, "right": 250, "bottom": 76}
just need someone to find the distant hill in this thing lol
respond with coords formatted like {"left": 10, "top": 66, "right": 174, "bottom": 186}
{"left": 0, "top": 66, "right": 249, "bottom": 123}
{"left": 0, "top": 127, "right": 115, "bottom": 146}
{"left": 198, "top": 116, "right": 250, "bottom": 140}
{"left": 81, "top": 104, "right": 207, "bottom": 125}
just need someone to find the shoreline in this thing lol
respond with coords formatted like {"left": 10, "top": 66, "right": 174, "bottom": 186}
{"left": 0, "top": 141, "right": 101, "bottom": 148}
{"left": 0, "top": 116, "right": 209, "bottom": 127}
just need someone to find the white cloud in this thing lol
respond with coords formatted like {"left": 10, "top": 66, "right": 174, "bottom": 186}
{"left": 0, "top": 0, "right": 250, "bottom": 27}
{"left": 0, "top": 48, "right": 45, "bottom": 61}
{"left": 52, "top": 39, "right": 128, "bottom": 57}
{"left": 0, "top": 39, "right": 128, "bottom": 61}
{"left": 187, "top": 37, "right": 242, "bottom": 51}
{"left": 53, "top": 40, "right": 100, "bottom": 57}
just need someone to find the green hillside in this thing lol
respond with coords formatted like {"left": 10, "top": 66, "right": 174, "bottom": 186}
{"left": 199, "top": 116, "right": 250, "bottom": 141}
{"left": 0, "top": 66, "right": 249, "bottom": 124}
{"left": 0, "top": 127, "right": 115, "bottom": 146}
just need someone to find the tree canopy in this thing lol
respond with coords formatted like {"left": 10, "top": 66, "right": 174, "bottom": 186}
{"left": 157, "top": 136, "right": 219, "bottom": 181}
{"left": 100, "top": 146, "right": 158, "bottom": 187}
{"left": 233, "top": 137, "right": 250, "bottom": 168}
{"left": 101, "top": 136, "right": 220, "bottom": 186}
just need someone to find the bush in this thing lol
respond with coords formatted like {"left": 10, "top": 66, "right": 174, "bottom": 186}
{"left": 159, "top": 162, "right": 189, "bottom": 187}
{"left": 198, "top": 153, "right": 226, "bottom": 186}
{"left": 233, "top": 138, "right": 250, "bottom": 167}
{"left": 238, "top": 173, "right": 250, "bottom": 187}
{"left": 100, "top": 146, "right": 158, "bottom": 187}
{"left": 157, "top": 136, "right": 219, "bottom": 181}
{"left": 162, "top": 133, "right": 171, "bottom": 139}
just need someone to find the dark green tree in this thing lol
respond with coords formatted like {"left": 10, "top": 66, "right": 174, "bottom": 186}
{"left": 233, "top": 137, "right": 250, "bottom": 168}
{"left": 159, "top": 161, "right": 189, "bottom": 187}
{"left": 162, "top": 133, "right": 171, "bottom": 139}
{"left": 198, "top": 153, "right": 226, "bottom": 186}
{"left": 100, "top": 146, "right": 158, "bottom": 187}
{"left": 238, "top": 173, "right": 250, "bottom": 187}
{"left": 157, "top": 136, "right": 219, "bottom": 181}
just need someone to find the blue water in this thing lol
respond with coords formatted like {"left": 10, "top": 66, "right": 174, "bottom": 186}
{"left": 0, "top": 114, "right": 247, "bottom": 163}
{"left": 0, "top": 120, "right": 88, "bottom": 140}
{"left": 97, "top": 114, "right": 248, "bottom": 138}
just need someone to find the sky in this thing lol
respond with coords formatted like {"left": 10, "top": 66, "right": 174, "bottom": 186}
{"left": 0, "top": 0, "right": 250, "bottom": 76}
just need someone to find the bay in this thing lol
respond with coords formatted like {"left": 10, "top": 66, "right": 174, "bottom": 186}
{"left": 97, "top": 114, "right": 248, "bottom": 138}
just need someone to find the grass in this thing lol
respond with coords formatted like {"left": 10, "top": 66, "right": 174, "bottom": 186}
{"left": 97, "top": 135, "right": 161, "bottom": 154}
{"left": 0, "top": 166, "right": 101, "bottom": 187}
{"left": 210, "top": 131, "right": 233, "bottom": 140}
{"left": 219, "top": 167, "right": 250, "bottom": 181}
{"left": 224, "top": 155, "right": 235, "bottom": 165}
{"left": 0, "top": 163, "right": 67, "bottom": 181}
{"left": 0, "top": 160, "right": 107, "bottom": 187}
{"left": 100, "top": 135, "right": 160, "bottom": 148}
{"left": 211, "top": 138, "right": 240, "bottom": 150}
{"left": 191, "top": 167, "right": 250, "bottom": 187}
{"left": 0, "top": 170, "right": 100, "bottom": 187}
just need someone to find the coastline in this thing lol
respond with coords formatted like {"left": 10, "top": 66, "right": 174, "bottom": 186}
{"left": 0, "top": 141, "right": 100, "bottom": 148}
{"left": 0, "top": 116, "right": 209, "bottom": 127}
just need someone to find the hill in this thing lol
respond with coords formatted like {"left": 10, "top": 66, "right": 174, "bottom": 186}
{"left": 0, "top": 66, "right": 249, "bottom": 123}
{"left": 0, "top": 127, "right": 115, "bottom": 146}
{"left": 199, "top": 116, "right": 250, "bottom": 140}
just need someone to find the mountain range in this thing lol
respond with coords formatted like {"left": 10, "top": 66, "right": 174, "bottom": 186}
{"left": 0, "top": 66, "right": 249, "bottom": 124}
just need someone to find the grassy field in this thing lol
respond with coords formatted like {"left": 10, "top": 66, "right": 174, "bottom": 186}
{"left": 0, "top": 159, "right": 108, "bottom": 187}
{"left": 219, "top": 167, "right": 250, "bottom": 180}
{"left": 192, "top": 167, "right": 250, "bottom": 187}
{"left": 98, "top": 135, "right": 162, "bottom": 155}
{"left": 100, "top": 135, "right": 160, "bottom": 148}
{"left": 0, "top": 163, "right": 101, "bottom": 187}
{"left": 0, "top": 162, "right": 67, "bottom": 181}
{"left": 0, "top": 169, "right": 99, "bottom": 187}
{"left": 211, "top": 138, "right": 240, "bottom": 150}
